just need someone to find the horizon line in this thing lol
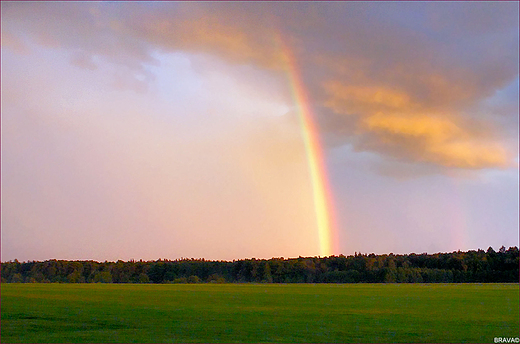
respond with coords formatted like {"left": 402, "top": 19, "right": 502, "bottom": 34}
{"left": 2, "top": 246, "right": 517, "bottom": 264}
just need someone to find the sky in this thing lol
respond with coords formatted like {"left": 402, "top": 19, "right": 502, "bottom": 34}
{"left": 1, "top": 1, "right": 518, "bottom": 262}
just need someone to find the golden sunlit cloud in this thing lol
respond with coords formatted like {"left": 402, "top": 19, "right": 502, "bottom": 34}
{"left": 362, "top": 113, "right": 510, "bottom": 169}
{"left": 363, "top": 113, "right": 460, "bottom": 142}
{"left": 324, "top": 82, "right": 413, "bottom": 114}
{"left": 135, "top": 11, "right": 285, "bottom": 71}
{"left": 323, "top": 79, "right": 515, "bottom": 170}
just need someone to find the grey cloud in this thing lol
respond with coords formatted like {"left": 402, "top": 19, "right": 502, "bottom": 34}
{"left": 3, "top": 1, "right": 518, "bottom": 172}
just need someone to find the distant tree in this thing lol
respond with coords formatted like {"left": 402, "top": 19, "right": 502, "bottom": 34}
{"left": 384, "top": 268, "right": 397, "bottom": 283}
{"left": 262, "top": 262, "right": 273, "bottom": 283}
{"left": 207, "top": 274, "right": 226, "bottom": 283}
{"left": 67, "top": 271, "right": 84, "bottom": 283}
{"left": 2, "top": 247, "right": 518, "bottom": 284}
{"left": 164, "top": 270, "right": 177, "bottom": 283}
{"left": 187, "top": 275, "right": 201, "bottom": 284}
{"left": 93, "top": 270, "right": 113, "bottom": 283}
{"left": 138, "top": 273, "right": 150, "bottom": 283}
{"left": 11, "top": 273, "right": 23, "bottom": 283}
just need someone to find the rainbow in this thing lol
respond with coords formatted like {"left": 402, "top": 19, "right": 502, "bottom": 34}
{"left": 278, "top": 39, "right": 337, "bottom": 257}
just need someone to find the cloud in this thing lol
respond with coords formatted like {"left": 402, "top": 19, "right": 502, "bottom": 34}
{"left": 323, "top": 80, "right": 514, "bottom": 169}
{"left": 2, "top": 1, "right": 518, "bottom": 173}
{"left": 1, "top": 28, "right": 30, "bottom": 54}
{"left": 324, "top": 83, "right": 412, "bottom": 115}
{"left": 69, "top": 51, "right": 97, "bottom": 70}
{"left": 361, "top": 113, "right": 509, "bottom": 169}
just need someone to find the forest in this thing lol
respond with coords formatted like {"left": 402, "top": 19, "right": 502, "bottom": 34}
{"left": 1, "top": 246, "right": 518, "bottom": 284}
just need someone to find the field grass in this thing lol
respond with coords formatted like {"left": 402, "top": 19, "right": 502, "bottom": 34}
{"left": 1, "top": 283, "right": 518, "bottom": 343}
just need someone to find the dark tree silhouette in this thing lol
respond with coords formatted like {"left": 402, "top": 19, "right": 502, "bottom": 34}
{"left": 1, "top": 247, "right": 518, "bottom": 284}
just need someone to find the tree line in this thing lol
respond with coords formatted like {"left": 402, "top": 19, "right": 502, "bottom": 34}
{"left": 1, "top": 246, "right": 518, "bottom": 284}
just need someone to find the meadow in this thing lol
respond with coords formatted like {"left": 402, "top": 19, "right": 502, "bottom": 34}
{"left": 1, "top": 283, "right": 518, "bottom": 343}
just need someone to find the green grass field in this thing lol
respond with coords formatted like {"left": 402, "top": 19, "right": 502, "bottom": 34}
{"left": 1, "top": 283, "right": 518, "bottom": 343}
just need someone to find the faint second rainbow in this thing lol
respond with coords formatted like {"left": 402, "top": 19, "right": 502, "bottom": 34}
{"left": 277, "top": 37, "right": 338, "bottom": 257}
